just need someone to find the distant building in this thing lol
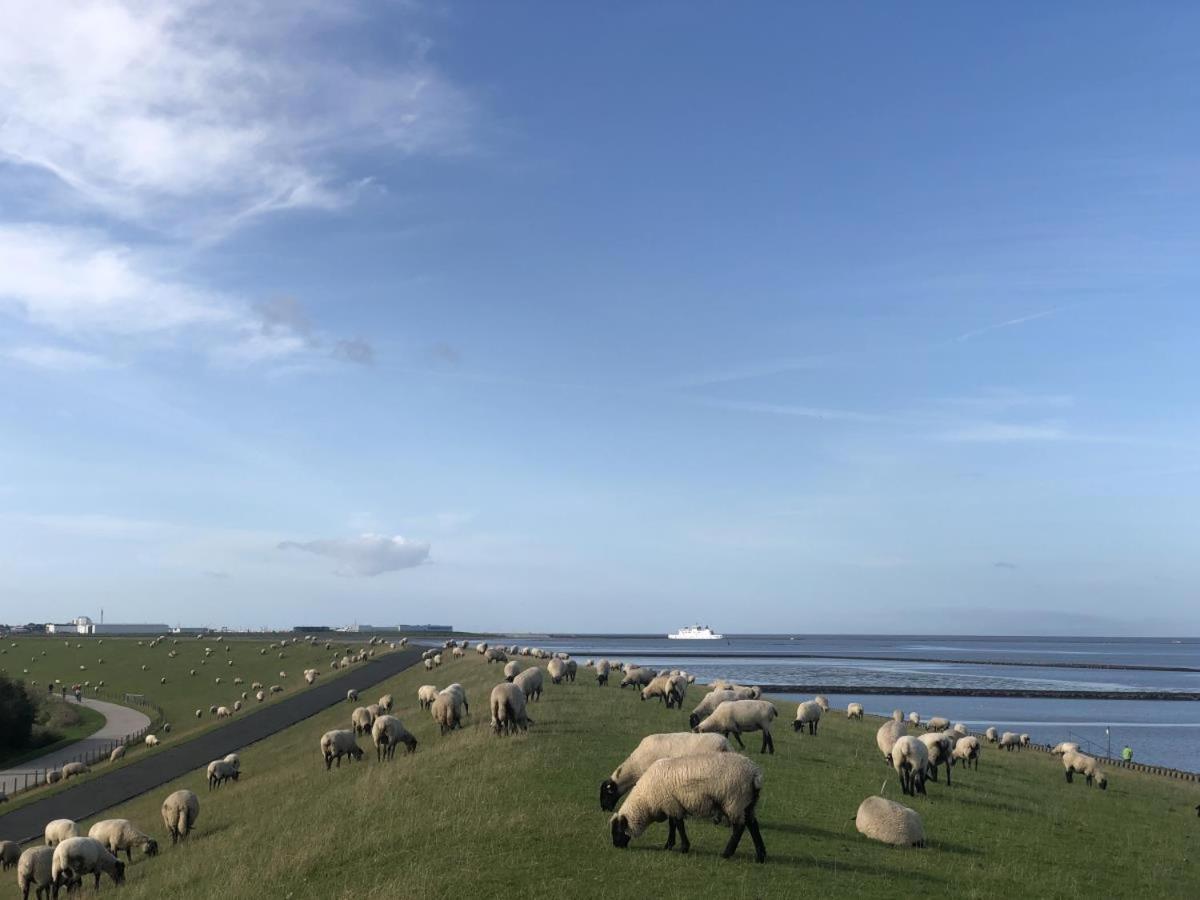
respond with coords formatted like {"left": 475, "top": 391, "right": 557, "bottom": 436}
{"left": 397, "top": 624, "right": 453, "bottom": 632}
{"left": 293, "top": 626, "right": 332, "bottom": 632}
{"left": 47, "top": 616, "right": 168, "bottom": 635}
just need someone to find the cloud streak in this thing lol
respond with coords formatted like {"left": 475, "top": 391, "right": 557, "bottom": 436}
{"left": 950, "top": 307, "right": 1064, "bottom": 344}
{"left": 278, "top": 533, "right": 431, "bottom": 576}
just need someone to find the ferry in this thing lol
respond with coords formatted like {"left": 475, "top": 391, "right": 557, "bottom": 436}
{"left": 667, "top": 624, "right": 723, "bottom": 640}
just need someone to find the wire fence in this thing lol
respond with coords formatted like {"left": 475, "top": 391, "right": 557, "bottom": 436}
{"left": 1, "top": 690, "right": 166, "bottom": 799}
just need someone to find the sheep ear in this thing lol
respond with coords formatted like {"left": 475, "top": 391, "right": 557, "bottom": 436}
{"left": 612, "top": 766, "right": 622, "bottom": 779}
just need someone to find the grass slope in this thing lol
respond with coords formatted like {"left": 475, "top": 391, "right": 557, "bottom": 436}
{"left": 5, "top": 653, "right": 1197, "bottom": 900}
{"left": 0, "top": 702, "right": 106, "bottom": 770}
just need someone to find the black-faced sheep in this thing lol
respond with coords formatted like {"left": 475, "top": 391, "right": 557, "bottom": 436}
{"left": 86, "top": 819, "right": 159, "bottom": 861}
{"left": 891, "top": 735, "right": 929, "bottom": 797}
{"left": 599, "top": 732, "right": 731, "bottom": 811}
{"left": 371, "top": 714, "right": 418, "bottom": 759}
{"left": 793, "top": 700, "right": 822, "bottom": 735}
{"left": 206, "top": 759, "right": 240, "bottom": 791}
{"left": 51, "top": 837, "right": 124, "bottom": 894}
{"left": 320, "top": 729, "right": 365, "bottom": 769}
{"left": 693, "top": 699, "right": 778, "bottom": 754}
{"left": 876, "top": 720, "right": 907, "bottom": 765}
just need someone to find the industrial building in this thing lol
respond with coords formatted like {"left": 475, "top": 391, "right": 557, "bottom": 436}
{"left": 46, "top": 616, "right": 169, "bottom": 635}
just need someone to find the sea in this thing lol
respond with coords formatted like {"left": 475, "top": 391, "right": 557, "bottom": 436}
{"left": 481, "top": 634, "right": 1200, "bottom": 772}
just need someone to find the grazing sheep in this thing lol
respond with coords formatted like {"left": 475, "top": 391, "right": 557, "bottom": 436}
{"left": 1, "top": 840, "right": 19, "bottom": 870}
{"left": 51, "top": 837, "right": 125, "bottom": 893}
{"left": 46, "top": 770, "right": 62, "bottom": 784}
{"left": 443, "top": 683, "right": 469, "bottom": 714}
{"left": 145, "top": 734, "right": 160, "bottom": 747}
{"left": 1051, "top": 742, "right": 1079, "bottom": 756}
{"left": 847, "top": 702, "right": 864, "bottom": 720}
{"left": 233, "top": 700, "right": 242, "bottom": 712}
{"left": 433, "top": 654, "right": 442, "bottom": 667}
{"left": 378, "top": 693, "right": 394, "bottom": 713}
{"left": 1063, "top": 750, "right": 1108, "bottom": 789}
{"left": 687, "top": 690, "right": 742, "bottom": 729}
{"left": 953, "top": 736, "right": 981, "bottom": 770}
{"left": 596, "top": 659, "right": 611, "bottom": 686}
{"left": 489, "top": 682, "right": 534, "bottom": 735}
{"left": 351, "top": 706, "right": 373, "bottom": 735}
{"left": 417, "top": 685, "right": 439, "bottom": 710}
{"left": 17, "top": 846, "right": 59, "bottom": 899}
{"left": 61, "top": 762, "right": 89, "bottom": 779}
{"left": 918, "top": 732, "right": 954, "bottom": 785}
{"left": 855, "top": 795, "right": 925, "bottom": 847}
{"left": 892, "top": 710, "right": 904, "bottom": 722}
{"left": 999, "top": 731, "right": 1021, "bottom": 751}
{"left": 985, "top": 726, "right": 998, "bottom": 743}
{"left": 547, "top": 658, "right": 569, "bottom": 684}
{"left": 216, "top": 705, "right": 232, "bottom": 719}
{"left": 484, "top": 648, "right": 508, "bottom": 664}
{"left": 223, "top": 752, "right": 240, "bottom": 770}
{"left": 514, "top": 666, "right": 544, "bottom": 702}
{"left": 431, "top": 688, "right": 466, "bottom": 734}
{"left": 891, "top": 735, "right": 929, "bottom": 797}
{"left": 1019, "top": 733, "right": 1031, "bottom": 747}
{"left": 270, "top": 684, "right": 283, "bottom": 694}
{"left": 599, "top": 732, "right": 732, "bottom": 811}
{"left": 346, "top": 689, "right": 359, "bottom": 702}
{"left": 876, "top": 720, "right": 907, "bottom": 764}
{"left": 504, "top": 660, "right": 522, "bottom": 682}
{"left": 255, "top": 690, "right": 265, "bottom": 702}
{"left": 907, "top": 711, "right": 921, "bottom": 727}
{"left": 161, "top": 790, "right": 200, "bottom": 844}
{"left": 925, "top": 716, "right": 949, "bottom": 732}
{"left": 206, "top": 759, "right": 240, "bottom": 790}
{"left": 793, "top": 700, "right": 822, "bottom": 735}
{"left": 320, "top": 729, "right": 365, "bottom": 769}
{"left": 609, "top": 753, "right": 766, "bottom": 863}
{"left": 566, "top": 659, "right": 578, "bottom": 681}
{"left": 86, "top": 820, "right": 159, "bottom": 861}
{"left": 693, "top": 699, "right": 779, "bottom": 754}
{"left": 109, "top": 745, "right": 125, "bottom": 763}
{"left": 665, "top": 674, "right": 689, "bottom": 708}
{"left": 641, "top": 675, "right": 674, "bottom": 705}
{"left": 424, "top": 658, "right": 434, "bottom": 671}
{"left": 371, "top": 715, "right": 418, "bottom": 759}
{"left": 620, "top": 667, "right": 656, "bottom": 690}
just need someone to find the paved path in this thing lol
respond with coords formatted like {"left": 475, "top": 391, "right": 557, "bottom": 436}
{"left": 0, "top": 647, "right": 420, "bottom": 844}
{"left": 0, "top": 698, "right": 151, "bottom": 796}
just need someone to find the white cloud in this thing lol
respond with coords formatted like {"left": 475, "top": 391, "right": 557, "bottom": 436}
{"left": 0, "top": 0, "right": 471, "bottom": 234}
{"left": 3, "top": 343, "right": 111, "bottom": 371}
{"left": 278, "top": 533, "right": 431, "bottom": 576}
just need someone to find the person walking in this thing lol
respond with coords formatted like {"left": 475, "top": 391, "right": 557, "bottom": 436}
{"left": 1121, "top": 745, "right": 1133, "bottom": 762}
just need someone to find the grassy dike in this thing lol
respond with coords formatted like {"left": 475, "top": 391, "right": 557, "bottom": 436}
{"left": 5, "top": 652, "right": 1198, "bottom": 899}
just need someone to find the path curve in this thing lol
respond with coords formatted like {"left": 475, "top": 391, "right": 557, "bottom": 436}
{"left": 0, "top": 647, "right": 420, "bottom": 843}
{"left": 0, "top": 698, "right": 151, "bottom": 795}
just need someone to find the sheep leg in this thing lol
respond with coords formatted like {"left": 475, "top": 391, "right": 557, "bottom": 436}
{"left": 664, "top": 818, "right": 678, "bottom": 851}
{"left": 928, "top": 764, "right": 938, "bottom": 783}
{"left": 944, "top": 760, "right": 952, "bottom": 786}
{"left": 746, "top": 814, "right": 767, "bottom": 863}
{"left": 1065, "top": 769, "right": 1073, "bottom": 783}
{"left": 761, "top": 731, "right": 774, "bottom": 754}
{"left": 675, "top": 819, "right": 690, "bottom": 854}
{"left": 722, "top": 822, "right": 746, "bottom": 859}
{"left": 728, "top": 731, "right": 745, "bottom": 749}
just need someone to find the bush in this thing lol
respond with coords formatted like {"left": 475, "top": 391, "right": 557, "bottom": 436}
{"left": 0, "top": 674, "right": 36, "bottom": 750}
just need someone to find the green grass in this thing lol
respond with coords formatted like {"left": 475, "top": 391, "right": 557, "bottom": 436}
{"left": 0, "top": 701, "right": 106, "bottom": 769}
{"left": 6, "top": 652, "right": 1196, "bottom": 900}
{"left": 0, "top": 633, "right": 399, "bottom": 810}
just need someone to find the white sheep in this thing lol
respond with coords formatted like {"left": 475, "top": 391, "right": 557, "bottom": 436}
{"left": 985, "top": 726, "right": 998, "bottom": 743}
{"left": 255, "top": 690, "right": 265, "bottom": 702}
{"left": 925, "top": 716, "right": 949, "bottom": 731}
{"left": 223, "top": 752, "right": 240, "bottom": 770}
{"left": 431, "top": 688, "right": 466, "bottom": 734}
{"left": 489, "top": 681, "right": 534, "bottom": 735}
{"left": 514, "top": 666, "right": 544, "bottom": 702}
{"left": 417, "top": 685, "right": 439, "bottom": 710}
{"left": 907, "top": 711, "right": 920, "bottom": 727}
{"left": 17, "top": 846, "right": 59, "bottom": 899}
{"left": 640, "top": 674, "right": 674, "bottom": 705}
{"left": 595, "top": 659, "right": 611, "bottom": 686}
{"left": 320, "top": 729, "right": 365, "bottom": 769}
{"left": 953, "top": 736, "right": 981, "bottom": 770}
{"left": 876, "top": 719, "right": 907, "bottom": 764}
{"left": 847, "top": 702, "right": 864, "bottom": 720}
{"left": 891, "top": 735, "right": 929, "bottom": 796}
{"left": 609, "top": 753, "right": 766, "bottom": 862}
{"left": 206, "top": 759, "right": 240, "bottom": 790}
{"left": 86, "top": 819, "right": 159, "bottom": 861}
{"left": 855, "top": 795, "right": 925, "bottom": 847}
{"left": 1019, "top": 733, "right": 1031, "bottom": 747}
{"left": 51, "top": 837, "right": 125, "bottom": 893}
{"left": 378, "top": 693, "right": 394, "bottom": 713}
{"left": 793, "top": 700, "right": 822, "bottom": 735}
{"left": 504, "top": 660, "right": 522, "bottom": 682}
{"left": 443, "top": 683, "right": 469, "bottom": 714}
{"left": 687, "top": 689, "right": 741, "bottom": 728}
{"left": 161, "top": 790, "right": 200, "bottom": 844}
{"left": 599, "top": 732, "right": 731, "bottom": 811}
{"left": 0, "top": 841, "right": 18, "bottom": 869}
{"left": 61, "top": 761, "right": 89, "bottom": 779}
{"left": 1051, "top": 742, "right": 1079, "bottom": 756}
{"left": 547, "top": 658, "right": 569, "bottom": 684}
{"left": 619, "top": 667, "right": 656, "bottom": 690}
{"left": 693, "top": 699, "right": 779, "bottom": 754}
{"left": 216, "top": 705, "right": 232, "bottom": 718}
{"left": 918, "top": 732, "right": 954, "bottom": 785}
{"left": 346, "top": 689, "right": 359, "bottom": 703}
{"left": 1062, "top": 750, "right": 1108, "bottom": 790}
{"left": 44, "top": 820, "right": 78, "bottom": 848}
{"left": 999, "top": 731, "right": 1021, "bottom": 751}
{"left": 371, "top": 714, "right": 418, "bottom": 759}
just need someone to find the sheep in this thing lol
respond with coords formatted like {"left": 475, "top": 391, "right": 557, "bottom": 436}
{"left": 891, "top": 735, "right": 929, "bottom": 796}
{"left": 999, "top": 731, "right": 1021, "bottom": 751}
{"left": 443, "top": 683, "right": 469, "bottom": 714}
{"left": 892, "top": 709, "right": 904, "bottom": 722}
{"left": 1063, "top": 750, "right": 1108, "bottom": 789}
{"left": 452, "top": 647, "right": 465, "bottom": 659}
{"left": 424, "top": 658, "right": 434, "bottom": 671}
{"left": 687, "top": 690, "right": 742, "bottom": 728}
{"left": 350, "top": 706, "right": 373, "bottom": 735}
{"left": 566, "top": 659, "right": 578, "bottom": 682}
{"left": 985, "top": 726, "right": 998, "bottom": 743}
{"left": 270, "top": 684, "right": 283, "bottom": 694}
{"left": 1019, "top": 733, "right": 1031, "bottom": 747}
{"left": 255, "top": 690, "right": 265, "bottom": 702}
{"left": 599, "top": 732, "right": 732, "bottom": 811}
{"left": 504, "top": 660, "right": 522, "bottom": 682}
{"left": 109, "top": 745, "right": 125, "bottom": 763}
{"left": 925, "top": 716, "right": 949, "bottom": 731}
{"left": 51, "top": 837, "right": 125, "bottom": 893}
{"left": 347, "top": 689, "right": 359, "bottom": 702}
{"left": 320, "top": 729, "right": 365, "bottom": 769}
{"left": 793, "top": 700, "right": 822, "bottom": 735}
{"left": 855, "top": 795, "right": 925, "bottom": 847}
{"left": 484, "top": 648, "right": 508, "bottom": 664}
{"left": 876, "top": 719, "right": 907, "bottom": 764}
{"left": 641, "top": 674, "right": 674, "bottom": 704}
{"left": 207, "top": 759, "right": 240, "bottom": 790}
{"left": 1051, "top": 742, "right": 1079, "bottom": 756}
{"left": 619, "top": 667, "right": 656, "bottom": 690}
{"left": 61, "top": 761, "right": 89, "bottom": 779}
{"left": 86, "top": 819, "right": 159, "bottom": 861}
{"left": 378, "top": 693, "right": 394, "bottom": 713}
{"left": 46, "top": 770, "right": 62, "bottom": 785}
{"left": 918, "top": 732, "right": 954, "bottom": 785}
{"left": 223, "top": 752, "right": 240, "bottom": 770}
{"left": 596, "top": 659, "right": 611, "bottom": 686}
{"left": 371, "top": 714, "right": 418, "bottom": 760}
{"left": 514, "top": 666, "right": 544, "bottom": 702}
{"left": 417, "top": 685, "right": 439, "bottom": 710}
{"left": 431, "top": 688, "right": 466, "bottom": 734}
{"left": 953, "top": 736, "right": 981, "bottom": 770}
{"left": 547, "top": 657, "right": 569, "bottom": 684}
{"left": 847, "top": 702, "right": 864, "bottom": 720}
{"left": 233, "top": 700, "right": 242, "bottom": 712}
{"left": 432, "top": 654, "right": 442, "bottom": 667}
{"left": 907, "top": 710, "right": 921, "bottom": 727}
{"left": 489, "top": 682, "right": 534, "bottom": 735}
{"left": 666, "top": 674, "right": 689, "bottom": 708}
{"left": 161, "top": 790, "right": 200, "bottom": 844}
{"left": 215, "top": 705, "right": 231, "bottom": 719}
{"left": 16, "top": 847, "right": 59, "bottom": 900}
{"left": 693, "top": 699, "right": 779, "bottom": 754}
{"left": 609, "top": 752, "right": 766, "bottom": 863}
{"left": 1, "top": 840, "right": 19, "bottom": 870}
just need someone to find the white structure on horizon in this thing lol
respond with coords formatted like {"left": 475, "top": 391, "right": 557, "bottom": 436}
{"left": 47, "top": 616, "right": 168, "bottom": 635}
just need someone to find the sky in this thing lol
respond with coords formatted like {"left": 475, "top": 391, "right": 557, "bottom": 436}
{"left": 1, "top": 2, "right": 1198, "bottom": 635}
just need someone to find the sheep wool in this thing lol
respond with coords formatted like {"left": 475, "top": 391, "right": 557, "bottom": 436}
{"left": 891, "top": 735, "right": 929, "bottom": 797}
{"left": 855, "top": 796, "right": 925, "bottom": 847}
{"left": 693, "top": 699, "right": 779, "bottom": 754}
{"left": 687, "top": 690, "right": 741, "bottom": 729}
{"left": 504, "top": 660, "right": 522, "bottom": 682}
{"left": 547, "top": 657, "right": 569, "bottom": 684}
{"left": 599, "top": 732, "right": 731, "bottom": 811}
{"left": 320, "top": 729, "right": 365, "bottom": 769}
{"left": 61, "top": 761, "right": 89, "bottom": 779}
{"left": 0, "top": 840, "right": 19, "bottom": 870}
{"left": 847, "top": 702, "right": 864, "bottom": 720}
{"left": 206, "top": 760, "right": 240, "bottom": 790}
{"left": 371, "top": 714, "right": 419, "bottom": 759}
{"left": 876, "top": 720, "right": 907, "bottom": 763}
{"left": 17, "top": 847, "right": 57, "bottom": 899}
{"left": 86, "top": 819, "right": 159, "bottom": 861}
{"left": 489, "top": 682, "right": 533, "bottom": 735}
{"left": 609, "top": 753, "right": 766, "bottom": 863}
{"left": 925, "top": 716, "right": 950, "bottom": 732}
{"left": 161, "top": 790, "right": 200, "bottom": 844}
{"left": 431, "top": 688, "right": 466, "bottom": 734}
{"left": 417, "top": 685, "right": 439, "bottom": 710}
{"left": 793, "top": 700, "right": 822, "bottom": 735}
{"left": 953, "top": 736, "right": 981, "bottom": 770}
{"left": 51, "top": 837, "right": 125, "bottom": 892}
{"left": 1062, "top": 750, "right": 1108, "bottom": 790}
{"left": 44, "top": 820, "right": 78, "bottom": 847}
{"left": 985, "top": 726, "right": 998, "bottom": 743}
{"left": 514, "top": 666, "right": 544, "bottom": 702}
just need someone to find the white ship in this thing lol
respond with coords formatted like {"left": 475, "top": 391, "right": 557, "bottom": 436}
{"left": 667, "top": 624, "right": 723, "bottom": 640}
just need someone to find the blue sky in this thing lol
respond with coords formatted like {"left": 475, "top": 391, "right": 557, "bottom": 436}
{"left": 1, "top": 2, "right": 1198, "bottom": 634}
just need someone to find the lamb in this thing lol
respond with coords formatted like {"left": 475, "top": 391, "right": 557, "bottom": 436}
{"left": 1062, "top": 750, "right": 1108, "bottom": 789}
{"left": 925, "top": 716, "right": 950, "bottom": 731}
{"left": 891, "top": 735, "right": 929, "bottom": 796}
{"left": 0, "top": 840, "right": 18, "bottom": 870}
{"left": 431, "top": 688, "right": 466, "bottom": 734}
{"left": 619, "top": 667, "right": 656, "bottom": 690}
{"left": 876, "top": 720, "right": 907, "bottom": 764}
{"left": 918, "top": 732, "right": 953, "bottom": 785}
{"left": 609, "top": 753, "right": 766, "bottom": 863}
{"left": 793, "top": 700, "right": 822, "bottom": 735}
{"left": 161, "top": 790, "right": 200, "bottom": 844}
{"left": 547, "top": 658, "right": 568, "bottom": 684}
{"left": 854, "top": 796, "right": 926, "bottom": 847}
{"left": 514, "top": 666, "right": 544, "bottom": 702}
{"left": 320, "top": 729, "right": 365, "bottom": 769}
{"left": 17, "top": 846, "right": 59, "bottom": 900}
{"left": 693, "top": 699, "right": 779, "bottom": 754}
{"left": 417, "top": 685, "right": 439, "bottom": 710}
{"left": 847, "top": 702, "right": 864, "bottom": 719}
{"left": 371, "top": 715, "right": 418, "bottom": 759}
{"left": 952, "top": 736, "right": 981, "bottom": 770}
{"left": 596, "top": 659, "right": 611, "bottom": 686}
{"left": 86, "top": 819, "right": 159, "bottom": 861}
{"left": 44, "top": 820, "right": 78, "bottom": 847}
{"left": 504, "top": 660, "right": 522, "bottom": 682}
{"left": 206, "top": 759, "right": 240, "bottom": 790}
{"left": 687, "top": 690, "right": 742, "bottom": 728}
{"left": 999, "top": 731, "right": 1021, "bottom": 751}
{"left": 985, "top": 726, "right": 998, "bottom": 743}
{"left": 51, "top": 837, "right": 125, "bottom": 893}
{"left": 61, "top": 761, "right": 89, "bottom": 779}
{"left": 599, "top": 732, "right": 732, "bottom": 810}
{"left": 1051, "top": 742, "right": 1079, "bottom": 756}
{"left": 489, "top": 682, "right": 534, "bottom": 735}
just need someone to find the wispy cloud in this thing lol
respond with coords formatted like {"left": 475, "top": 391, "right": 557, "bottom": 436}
{"left": 3, "top": 343, "right": 112, "bottom": 371}
{"left": 278, "top": 533, "right": 431, "bottom": 576}
{"left": 950, "top": 307, "right": 1064, "bottom": 344}
{"left": 697, "top": 398, "right": 913, "bottom": 426}
{"left": 935, "top": 422, "right": 1128, "bottom": 444}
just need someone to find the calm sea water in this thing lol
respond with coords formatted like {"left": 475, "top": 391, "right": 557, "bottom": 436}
{"left": 486, "top": 634, "right": 1200, "bottom": 771}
